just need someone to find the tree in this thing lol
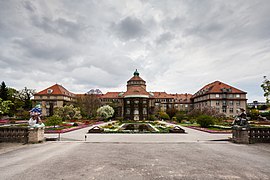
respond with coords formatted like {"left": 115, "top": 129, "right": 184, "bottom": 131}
{"left": 175, "top": 111, "right": 188, "bottom": 123}
{"left": 0, "top": 81, "right": 8, "bottom": 101}
{"left": 15, "top": 87, "right": 36, "bottom": 110}
{"left": 0, "top": 98, "right": 13, "bottom": 116}
{"left": 261, "top": 76, "right": 270, "bottom": 103}
{"left": 187, "top": 107, "right": 225, "bottom": 120}
{"left": 46, "top": 115, "right": 62, "bottom": 128}
{"left": 97, "top": 105, "right": 114, "bottom": 120}
{"left": 76, "top": 94, "right": 101, "bottom": 118}
{"left": 166, "top": 108, "right": 178, "bottom": 119}
{"left": 54, "top": 104, "right": 82, "bottom": 120}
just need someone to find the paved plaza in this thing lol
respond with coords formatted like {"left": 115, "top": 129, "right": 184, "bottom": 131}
{"left": 1, "top": 126, "right": 270, "bottom": 180}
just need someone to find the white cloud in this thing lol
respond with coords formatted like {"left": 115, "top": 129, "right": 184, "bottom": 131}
{"left": 0, "top": 0, "right": 270, "bottom": 102}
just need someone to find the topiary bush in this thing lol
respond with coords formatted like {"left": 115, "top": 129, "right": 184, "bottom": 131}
{"left": 196, "top": 115, "right": 215, "bottom": 128}
{"left": 159, "top": 112, "right": 170, "bottom": 120}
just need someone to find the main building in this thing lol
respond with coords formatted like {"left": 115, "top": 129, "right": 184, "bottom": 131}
{"left": 33, "top": 70, "right": 247, "bottom": 119}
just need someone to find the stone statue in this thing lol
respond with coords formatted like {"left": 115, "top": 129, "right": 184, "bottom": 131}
{"left": 28, "top": 104, "right": 45, "bottom": 128}
{"left": 232, "top": 108, "right": 249, "bottom": 128}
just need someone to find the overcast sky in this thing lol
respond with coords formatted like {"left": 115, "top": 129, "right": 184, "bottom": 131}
{"left": 1, "top": 0, "right": 270, "bottom": 102}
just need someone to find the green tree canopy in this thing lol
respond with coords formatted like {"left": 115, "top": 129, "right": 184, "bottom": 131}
{"left": 0, "top": 98, "right": 13, "bottom": 115}
{"left": 0, "top": 81, "right": 8, "bottom": 101}
{"left": 46, "top": 115, "right": 62, "bottom": 128}
{"left": 15, "top": 87, "right": 35, "bottom": 110}
{"left": 54, "top": 104, "right": 82, "bottom": 120}
{"left": 261, "top": 76, "right": 270, "bottom": 103}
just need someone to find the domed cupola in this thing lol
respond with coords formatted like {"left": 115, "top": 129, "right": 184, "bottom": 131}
{"left": 127, "top": 69, "right": 146, "bottom": 90}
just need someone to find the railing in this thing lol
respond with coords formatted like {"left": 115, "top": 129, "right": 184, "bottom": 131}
{"left": 232, "top": 127, "right": 270, "bottom": 144}
{"left": 0, "top": 127, "right": 29, "bottom": 143}
{"left": 249, "top": 128, "right": 270, "bottom": 143}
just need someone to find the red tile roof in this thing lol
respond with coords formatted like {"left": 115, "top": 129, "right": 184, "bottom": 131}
{"left": 152, "top": 92, "right": 174, "bottom": 98}
{"left": 100, "top": 92, "right": 121, "bottom": 99}
{"left": 123, "top": 86, "right": 149, "bottom": 97}
{"left": 35, "top": 84, "right": 75, "bottom": 97}
{"left": 193, "top": 81, "right": 246, "bottom": 98}
{"left": 170, "top": 93, "right": 192, "bottom": 103}
{"left": 127, "top": 76, "right": 146, "bottom": 82}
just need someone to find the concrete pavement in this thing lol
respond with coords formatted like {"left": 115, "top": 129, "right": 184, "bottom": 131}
{"left": 1, "top": 141, "right": 270, "bottom": 180}
{"left": 1, "top": 125, "right": 270, "bottom": 179}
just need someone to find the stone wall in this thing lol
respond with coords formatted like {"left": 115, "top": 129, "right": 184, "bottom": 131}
{"left": 232, "top": 128, "right": 250, "bottom": 144}
{"left": 0, "top": 127, "right": 44, "bottom": 143}
{"left": 232, "top": 127, "right": 270, "bottom": 144}
{"left": 28, "top": 127, "right": 45, "bottom": 143}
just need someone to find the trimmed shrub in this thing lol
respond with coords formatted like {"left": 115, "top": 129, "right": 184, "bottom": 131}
{"left": 175, "top": 111, "right": 187, "bottom": 123}
{"left": 196, "top": 115, "right": 215, "bottom": 128}
{"left": 46, "top": 115, "right": 62, "bottom": 128}
{"left": 149, "top": 115, "right": 157, "bottom": 121}
{"left": 159, "top": 112, "right": 170, "bottom": 120}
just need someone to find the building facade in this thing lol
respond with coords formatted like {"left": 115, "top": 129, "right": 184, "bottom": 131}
{"left": 33, "top": 70, "right": 247, "bottom": 118}
{"left": 191, "top": 81, "right": 247, "bottom": 116}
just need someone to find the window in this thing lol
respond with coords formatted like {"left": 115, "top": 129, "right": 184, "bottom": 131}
{"left": 47, "top": 89, "right": 53, "bottom": 94}
{"left": 155, "top": 103, "right": 159, "bottom": 106}
{"left": 229, "top": 108, "right": 234, "bottom": 113}
{"left": 222, "top": 108, "right": 227, "bottom": 113}
{"left": 216, "top": 101, "right": 220, "bottom": 106}
{"left": 126, "top": 100, "right": 130, "bottom": 104}
{"left": 126, "top": 108, "right": 130, "bottom": 114}
{"left": 222, "top": 101, "right": 227, "bottom": 106}
{"left": 134, "top": 108, "right": 139, "bottom": 115}
{"left": 185, "top": 104, "right": 188, "bottom": 108}
{"left": 236, "top": 101, "right": 240, "bottom": 106}
{"left": 143, "top": 100, "right": 147, "bottom": 104}
{"left": 134, "top": 100, "right": 139, "bottom": 104}
{"left": 216, "top": 94, "right": 220, "bottom": 98}
{"left": 235, "top": 94, "right": 240, "bottom": 98}
{"left": 143, "top": 108, "right": 147, "bottom": 115}
{"left": 229, "top": 101, "right": 233, "bottom": 106}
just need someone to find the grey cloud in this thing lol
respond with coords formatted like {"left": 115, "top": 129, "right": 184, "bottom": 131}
{"left": 31, "top": 16, "right": 84, "bottom": 40}
{"left": 0, "top": 0, "right": 270, "bottom": 102}
{"left": 112, "top": 16, "right": 148, "bottom": 41}
{"left": 23, "top": 1, "right": 36, "bottom": 12}
{"left": 12, "top": 38, "right": 75, "bottom": 60}
{"left": 156, "top": 32, "right": 175, "bottom": 44}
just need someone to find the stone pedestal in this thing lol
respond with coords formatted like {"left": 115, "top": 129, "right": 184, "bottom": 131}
{"left": 232, "top": 127, "right": 250, "bottom": 144}
{"left": 28, "top": 127, "right": 45, "bottom": 143}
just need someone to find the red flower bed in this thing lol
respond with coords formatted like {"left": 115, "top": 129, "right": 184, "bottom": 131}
{"left": 45, "top": 125, "right": 89, "bottom": 133}
{"left": 0, "top": 120, "right": 9, "bottom": 124}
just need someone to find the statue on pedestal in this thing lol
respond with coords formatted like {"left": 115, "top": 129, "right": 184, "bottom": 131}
{"left": 232, "top": 108, "right": 249, "bottom": 129}
{"left": 28, "top": 104, "right": 45, "bottom": 128}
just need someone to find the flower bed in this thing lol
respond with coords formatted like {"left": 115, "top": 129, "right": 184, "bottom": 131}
{"left": 187, "top": 126, "right": 232, "bottom": 133}
{"left": 45, "top": 124, "right": 89, "bottom": 133}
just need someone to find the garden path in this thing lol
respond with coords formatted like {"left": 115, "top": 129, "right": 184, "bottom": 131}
{"left": 45, "top": 121, "right": 231, "bottom": 142}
